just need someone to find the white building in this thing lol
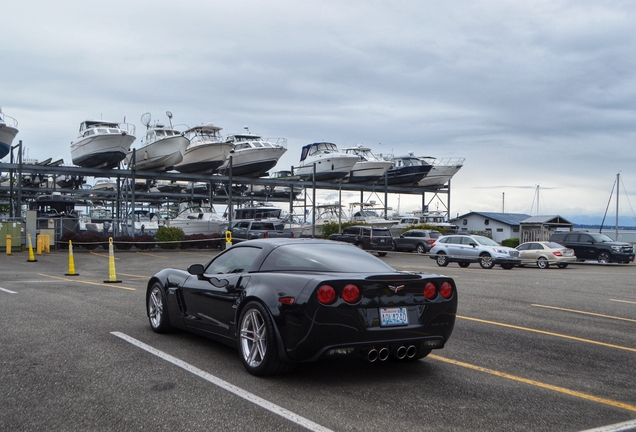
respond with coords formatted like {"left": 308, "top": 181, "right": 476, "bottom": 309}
{"left": 451, "top": 212, "right": 532, "bottom": 243}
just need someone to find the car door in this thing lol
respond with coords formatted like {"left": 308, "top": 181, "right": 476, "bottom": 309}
{"left": 181, "top": 246, "right": 261, "bottom": 336}
{"left": 459, "top": 236, "right": 480, "bottom": 260}
{"left": 577, "top": 234, "right": 597, "bottom": 260}
{"left": 516, "top": 243, "right": 532, "bottom": 264}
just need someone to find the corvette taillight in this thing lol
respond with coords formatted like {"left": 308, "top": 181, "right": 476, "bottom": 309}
{"left": 423, "top": 282, "right": 437, "bottom": 300}
{"left": 317, "top": 285, "right": 337, "bottom": 305}
{"left": 440, "top": 281, "right": 453, "bottom": 299}
{"left": 342, "top": 284, "right": 361, "bottom": 303}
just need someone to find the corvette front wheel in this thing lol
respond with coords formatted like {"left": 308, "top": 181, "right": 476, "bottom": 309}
{"left": 239, "top": 301, "right": 294, "bottom": 376}
{"left": 148, "top": 283, "right": 171, "bottom": 333}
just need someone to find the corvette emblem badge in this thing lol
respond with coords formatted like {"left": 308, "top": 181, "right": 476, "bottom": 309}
{"left": 388, "top": 284, "right": 404, "bottom": 293}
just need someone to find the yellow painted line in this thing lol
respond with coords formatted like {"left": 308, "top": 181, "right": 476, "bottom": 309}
{"left": 119, "top": 273, "right": 150, "bottom": 279}
{"left": 611, "top": 299, "right": 636, "bottom": 305}
{"left": 457, "top": 315, "right": 636, "bottom": 353}
{"left": 179, "top": 251, "right": 216, "bottom": 257}
{"left": 89, "top": 251, "right": 119, "bottom": 260}
{"left": 532, "top": 304, "right": 636, "bottom": 323}
{"left": 429, "top": 354, "right": 636, "bottom": 413}
{"left": 39, "top": 274, "right": 136, "bottom": 291}
{"left": 135, "top": 252, "right": 167, "bottom": 258}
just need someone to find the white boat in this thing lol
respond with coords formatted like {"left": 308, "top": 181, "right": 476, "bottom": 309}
{"left": 249, "top": 170, "right": 303, "bottom": 200}
{"left": 233, "top": 205, "right": 307, "bottom": 238}
{"left": 125, "top": 209, "right": 160, "bottom": 235}
{"left": 342, "top": 144, "right": 393, "bottom": 183}
{"left": 174, "top": 123, "right": 233, "bottom": 173}
{"left": 91, "top": 178, "right": 118, "bottom": 191}
{"left": 389, "top": 216, "right": 422, "bottom": 236}
{"left": 417, "top": 157, "right": 465, "bottom": 188}
{"left": 70, "top": 120, "right": 136, "bottom": 169}
{"left": 310, "top": 203, "right": 348, "bottom": 236}
{"left": 295, "top": 142, "right": 359, "bottom": 181}
{"left": 126, "top": 112, "right": 189, "bottom": 171}
{"left": 348, "top": 202, "right": 398, "bottom": 228}
{"left": 218, "top": 128, "right": 287, "bottom": 177}
{"left": 0, "top": 108, "right": 19, "bottom": 160}
{"left": 166, "top": 202, "right": 228, "bottom": 235}
{"left": 384, "top": 153, "right": 432, "bottom": 185}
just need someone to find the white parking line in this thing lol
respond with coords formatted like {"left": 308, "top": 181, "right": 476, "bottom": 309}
{"left": 0, "top": 287, "right": 17, "bottom": 294}
{"left": 580, "top": 419, "right": 636, "bottom": 432}
{"left": 111, "top": 332, "right": 333, "bottom": 432}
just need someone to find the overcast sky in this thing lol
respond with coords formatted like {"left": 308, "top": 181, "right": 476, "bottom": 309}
{"left": 2, "top": 0, "right": 636, "bottom": 225}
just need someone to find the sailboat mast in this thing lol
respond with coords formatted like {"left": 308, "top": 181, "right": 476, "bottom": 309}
{"left": 616, "top": 172, "right": 619, "bottom": 241}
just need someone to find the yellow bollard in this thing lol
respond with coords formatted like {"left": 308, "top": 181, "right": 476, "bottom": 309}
{"left": 5, "top": 234, "right": 11, "bottom": 256}
{"left": 103, "top": 237, "right": 121, "bottom": 283}
{"left": 27, "top": 234, "right": 37, "bottom": 262}
{"left": 225, "top": 230, "right": 233, "bottom": 249}
{"left": 36, "top": 235, "right": 43, "bottom": 255}
{"left": 45, "top": 235, "right": 51, "bottom": 254}
{"left": 65, "top": 240, "right": 79, "bottom": 276}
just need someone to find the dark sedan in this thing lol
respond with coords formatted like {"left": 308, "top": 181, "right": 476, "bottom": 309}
{"left": 146, "top": 238, "right": 458, "bottom": 376}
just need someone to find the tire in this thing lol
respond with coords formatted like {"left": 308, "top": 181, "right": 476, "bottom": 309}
{"left": 239, "top": 301, "right": 294, "bottom": 376}
{"left": 479, "top": 253, "right": 494, "bottom": 269}
{"left": 500, "top": 264, "right": 515, "bottom": 270}
{"left": 356, "top": 242, "right": 364, "bottom": 250}
{"left": 557, "top": 263, "right": 568, "bottom": 269}
{"left": 458, "top": 262, "right": 470, "bottom": 268}
{"left": 148, "top": 283, "right": 171, "bottom": 333}
{"left": 537, "top": 257, "right": 549, "bottom": 269}
{"left": 392, "top": 241, "right": 399, "bottom": 251}
{"left": 436, "top": 253, "right": 449, "bottom": 267}
{"left": 598, "top": 252, "right": 611, "bottom": 264}
{"left": 416, "top": 244, "right": 426, "bottom": 254}
{"left": 377, "top": 252, "right": 387, "bottom": 257}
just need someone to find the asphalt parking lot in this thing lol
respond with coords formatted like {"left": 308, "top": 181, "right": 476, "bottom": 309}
{"left": 1, "top": 248, "right": 635, "bottom": 431}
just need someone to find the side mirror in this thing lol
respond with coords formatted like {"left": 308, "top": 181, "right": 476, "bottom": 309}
{"left": 188, "top": 264, "right": 205, "bottom": 275}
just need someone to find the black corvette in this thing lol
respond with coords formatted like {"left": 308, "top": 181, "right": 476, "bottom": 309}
{"left": 146, "top": 238, "right": 458, "bottom": 376}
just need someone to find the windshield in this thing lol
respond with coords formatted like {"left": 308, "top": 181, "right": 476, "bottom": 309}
{"left": 589, "top": 233, "right": 615, "bottom": 242}
{"left": 260, "top": 243, "right": 396, "bottom": 272}
{"left": 473, "top": 236, "right": 500, "bottom": 246}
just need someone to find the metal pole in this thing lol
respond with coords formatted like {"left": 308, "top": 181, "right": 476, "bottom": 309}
{"left": 228, "top": 155, "right": 233, "bottom": 230}
{"left": 616, "top": 172, "right": 619, "bottom": 241}
{"left": 17, "top": 140, "right": 23, "bottom": 223}
{"left": 311, "top": 163, "right": 316, "bottom": 238}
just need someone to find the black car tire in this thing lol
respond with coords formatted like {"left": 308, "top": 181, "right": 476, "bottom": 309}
{"left": 537, "top": 257, "right": 549, "bottom": 269}
{"left": 598, "top": 252, "right": 610, "bottom": 264}
{"left": 458, "top": 262, "right": 470, "bottom": 268}
{"left": 416, "top": 244, "right": 426, "bottom": 254}
{"left": 479, "top": 253, "right": 495, "bottom": 269}
{"left": 377, "top": 252, "right": 387, "bottom": 257}
{"left": 500, "top": 264, "right": 515, "bottom": 270}
{"left": 239, "top": 301, "right": 294, "bottom": 376}
{"left": 148, "top": 283, "right": 171, "bottom": 333}
{"left": 557, "top": 263, "right": 568, "bottom": 268}
{"left": 435, "top": 253, "right": 449, "bottom": 267}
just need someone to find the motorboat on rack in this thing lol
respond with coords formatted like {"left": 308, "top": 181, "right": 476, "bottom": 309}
{"left": 341, "top": 144, "right": 392, "bottom": 183}
{"left": 417, "top": 157, "right": 465, "bottom": 188}
{"left": 166, "top": 201, "right": 228, "bottom": 235}
{"left": 174, "top": 123, "right": 232, "bottom": 173}
{"left": 384, "top": 153, "right": 432, "bottom": 185}
{"left": 348, "top": 202, "right": 398, "bottom": 228}
{"left": 70, "top": 120, "right": 136, "bottom": 169}
{"left": 126, "top": 112, "right": 189, "bottom": 171}
{"left": 294, "top": 142, "right": 359, "bottom": 181}
{"left": 218, "top": 127, "right": 287, "bottom": 177}
{"left": 0, "top": 108, "right": 19, "bottom": 160}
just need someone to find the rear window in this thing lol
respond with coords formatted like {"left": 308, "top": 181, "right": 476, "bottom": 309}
{"left": 260, "top": 243, "right": 396, "bottom": 272}
{"left": 372, "top": 228, "right": 391, "bottom": 236}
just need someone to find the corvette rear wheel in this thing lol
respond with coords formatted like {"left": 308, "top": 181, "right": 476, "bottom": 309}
{"left": 148, "top": 283, "right": 171, "bottom": 333}
{"left": 479, "top": 253, "right": 494, "bottom": 269}
{"left": 436, "top": 253, "right": 448, "bottom": 267}
{"left": 239, "top": 301, "right": 294, "bottom": 376}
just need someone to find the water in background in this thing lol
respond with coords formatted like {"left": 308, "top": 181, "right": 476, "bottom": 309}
{"left": 601, "top": 229, "right": 636, "bottom": 244}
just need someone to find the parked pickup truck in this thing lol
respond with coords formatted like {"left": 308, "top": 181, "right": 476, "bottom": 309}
{"left": 231, "top": 220, "right": 294, "bottom": 243}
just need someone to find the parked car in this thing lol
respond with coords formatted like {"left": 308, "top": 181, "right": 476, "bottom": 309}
{"left": 549, "top": 231, "right": 634, "bottom": 264}
{"left": 329, "top": 225, "right": 393, "bottom": 256}
{"left": 516, "top": 241, "right": 576, "bottom": 269}
{"left": 429, "top": 234, "right": 521, "bottom": 269}
{"left": 146, "top": 238, "right": 457, "bottom": 376}
{"left": 393, "top": 229, "right": 442, "bottom": 253}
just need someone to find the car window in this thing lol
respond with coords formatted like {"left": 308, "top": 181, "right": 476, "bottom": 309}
{"left": 461, "top": 237, "right": 476, "bottom": 246}
{"left": 259, "top": 243, "right": 396, "bottom": 272}
{"left": 372, "top": 228, "right": 390, "bottom": 236}
{"left": 516, "top": 243, "right": 529, "bottom": 251}
{"left": 579, "top": 234, "right": 592, "bottom": 242}
{"left": 343, "top": 227, "right": 358, "bottom": 235}
{"left": 544, "top": 242, "right": 564, "bottom": 249}
{"left": 438, "top": 237, "right": 450, "bottom": 244}
{"left": 205, "top": 246, "right": 261, "bottom": 274}
{"left": 473, "top": 236, "right": 499, "bottom": 246}
{"left": 430, "top": 232, "right": 441, "bottom": 238}
{"left": 362, "top": 228, "right": 371, "bottom": 236}
{"left": 531, "top": 243, "right": 544, "bottom": 250}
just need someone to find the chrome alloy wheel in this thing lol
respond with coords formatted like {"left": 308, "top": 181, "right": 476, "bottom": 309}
{"left": 240, "top": 309, "right": 267, "bottom": 368}
{"left": 148, "top": 286, "right": 163, "bottom": 329}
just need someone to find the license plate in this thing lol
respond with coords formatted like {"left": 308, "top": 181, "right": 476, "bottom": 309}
{"left": 380, "top": 307, "right": 408, "bottom": 326}
{"left": 379, "top": 238, "right": 386, "bottom": 243}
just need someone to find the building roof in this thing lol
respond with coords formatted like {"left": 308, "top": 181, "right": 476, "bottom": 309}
{"left": 520, "top": 215, "right": 573, "bottom": 225}
{"left": 452, "top": 212, "right": 532, "bottom": 226}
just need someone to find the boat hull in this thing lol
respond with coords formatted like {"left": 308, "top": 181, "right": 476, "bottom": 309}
{"left": 71, "top": 133, "right": 135, "bottom": 169}
{"left": 296, "top": 155, "right": 358, "bottom": 181}
{"left": 128, "top": 135, "right": 189, "bottom": 171}
{"left": 175, "top": 142, "right": 232, "bottom": 173}
{"left": 346, "top": 160, "right": 393, "bottom": 183}
{"left": 219, "top": 147, "right": 286, "bottom": 177}
{"left": 167, "top": 218, "right": 228, "bottom": 236}
{"left": 0, "top": 124, "right": 19, "bottom": 159}
{"left": 418, "top": 163, "right": 463, "bottom": 188}
{"left": 386, "top": 165, "right": 432, "bottom": 185}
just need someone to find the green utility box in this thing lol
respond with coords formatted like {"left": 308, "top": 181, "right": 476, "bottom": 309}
{"left": 0, "top": 221, "right": 23, "bottom": 252}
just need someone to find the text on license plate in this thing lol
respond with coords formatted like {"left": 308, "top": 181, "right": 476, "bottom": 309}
{"left": 380, "top": 307, "right": 408, "bottom": 326}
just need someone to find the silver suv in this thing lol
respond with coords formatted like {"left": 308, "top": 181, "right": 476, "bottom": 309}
{"left": 429, "top": 234, "right": 521, "bottom": 269}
